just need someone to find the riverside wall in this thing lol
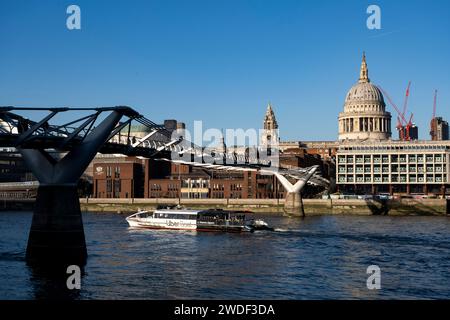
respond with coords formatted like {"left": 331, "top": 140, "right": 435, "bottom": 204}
{"left": 77, "top": 198, "right": 450, "bottom": 216}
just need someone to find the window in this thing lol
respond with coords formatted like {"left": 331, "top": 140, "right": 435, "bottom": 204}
{"left": 106, "top": 180, "right": 112, "bottom": 193}
{"left": 114, "top": 180, "right": 121, "bottom": 197}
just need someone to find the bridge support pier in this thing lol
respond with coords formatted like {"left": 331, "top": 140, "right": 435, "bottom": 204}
{"left": 274, "top": 166, "right": 319, "bottom": 217}
{"left": 19, "top": 110, "right": 124, "bottom": 267}
{"left": 27, "top": 185, "right": 87, "bottom": 267}
{"left": 284, "top": 191, "right": 305, "bottom": 216}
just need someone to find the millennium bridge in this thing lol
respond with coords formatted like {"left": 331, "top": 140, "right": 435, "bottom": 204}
{"left": 0, "top": 106, "right": 328, "bottom": 268}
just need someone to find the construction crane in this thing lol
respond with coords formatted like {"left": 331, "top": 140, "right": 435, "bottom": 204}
{"left": 403, "top": 81, "right": 414, "bottom": 141}
{"left": 377, "top": 84, "right": 413, "bottom": 141}
{"left": 402, "top": 81, "right": 411, "bottom": 117}
{"left": 393, "top": 81, "right": 411, "bottom": 140}
{"left": 401, "top": 81, "right": 412, "bottom": 140}
{"left": 430, "top": 90, "right": 438, "bottom": 140}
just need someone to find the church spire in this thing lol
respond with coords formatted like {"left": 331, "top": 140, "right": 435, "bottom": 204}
{"left": 264, "top": 102, "right": 278, "bottom": 130}
{"left": 261, "top": 102, "right": 279, "bottom": 147}
{"left": 359, "top": 51, "right": 370, "bottom": 83}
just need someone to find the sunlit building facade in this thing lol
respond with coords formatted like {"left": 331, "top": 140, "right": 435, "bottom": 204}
{"left": 337, "top": 141, "right": 450, "bottom": 195}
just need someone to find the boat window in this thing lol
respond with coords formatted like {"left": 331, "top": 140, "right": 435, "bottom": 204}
{"left": 159, "top": 213, "right": 196, "bottom": 220}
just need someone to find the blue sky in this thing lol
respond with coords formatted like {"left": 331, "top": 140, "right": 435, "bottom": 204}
{"left": 1, "top": 0, "right": 449, "bottom": 141}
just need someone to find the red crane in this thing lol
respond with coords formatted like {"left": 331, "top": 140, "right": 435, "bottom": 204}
{"left": 402, "top": 82, "right": 411, "bottom": 117}
{"left": 430, "top": 90, "right": 438, "bottom": 140}
{"left": 377, "top": 85, "right": 412, "bottom": 140}
{"left": 402, "top": 82, "right": 414, "bottom": 140}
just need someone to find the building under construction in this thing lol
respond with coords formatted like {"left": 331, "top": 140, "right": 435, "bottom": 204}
{"left": 430, "top": 117, "right": 449, "bottom": 141}
{"left": 430, "top": 90, "right": 449, "bottom": 141}
{"left": 398, "top": 123, "right": 419, "bottom": 140}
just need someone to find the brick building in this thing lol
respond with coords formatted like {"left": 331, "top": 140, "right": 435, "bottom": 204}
{"left": 93, "top": 157, "right": 145, "bottom": 198}
{"left": 92, "top": 156, "right": 289, "bottom": 199}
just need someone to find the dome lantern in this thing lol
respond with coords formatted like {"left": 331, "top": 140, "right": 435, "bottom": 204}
{"left": 359, "top": 52, "right": 370, "bottom": 83}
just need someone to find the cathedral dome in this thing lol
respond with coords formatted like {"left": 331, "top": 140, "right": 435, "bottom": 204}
{"left": 345, "top": 82, "right": 384, "bottom": 105}
{"left": 338, "top": 53, "right": 391, "bottom": 141}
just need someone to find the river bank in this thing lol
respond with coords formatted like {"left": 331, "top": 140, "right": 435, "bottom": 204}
{"left": 77, "top": 198, "right": 450, "bottom": 216}
{"left": 2, "top": 198, "right": 448, "bottom": 216}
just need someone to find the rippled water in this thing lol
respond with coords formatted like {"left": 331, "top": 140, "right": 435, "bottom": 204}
{"left": 1, "top": 211, "right": 450, "bottom": 299}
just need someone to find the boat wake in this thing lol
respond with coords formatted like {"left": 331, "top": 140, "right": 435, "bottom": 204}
{"left": 273, "top": 228, "right": 303, "bottom": 233}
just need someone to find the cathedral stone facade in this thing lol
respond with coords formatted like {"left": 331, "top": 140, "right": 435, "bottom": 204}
{"left": 338, "top": 53, "right": 392, "bottom": 142}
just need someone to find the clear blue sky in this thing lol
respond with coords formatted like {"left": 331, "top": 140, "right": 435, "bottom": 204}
{"left": 1, "top": 0, "right": 449, "bottom": 141}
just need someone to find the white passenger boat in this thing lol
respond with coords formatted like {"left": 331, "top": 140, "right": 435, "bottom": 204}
{"left": 126, "top": 209, "right": 199, "bottom": 230}
{"left": 126, "top": 208, "right": 273, "bottom": 233}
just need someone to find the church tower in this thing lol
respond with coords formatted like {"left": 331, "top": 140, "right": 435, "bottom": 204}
{"left": 261, "top": 103, "right": 279, "bottom": 147}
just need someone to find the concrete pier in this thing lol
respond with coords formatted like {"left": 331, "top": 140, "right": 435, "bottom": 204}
{"left": 284, "top": 192, "right": 304, "bottom": 216}
{"left": 26, "top": 185, "right": 87, "bottom": 267}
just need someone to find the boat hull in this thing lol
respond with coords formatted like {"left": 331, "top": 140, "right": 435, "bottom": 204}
{"left": 127, "top": 218, "right": 197, "bottom": 230}
{"left": 127, "top": 220, "right": 250, "bottom": 232}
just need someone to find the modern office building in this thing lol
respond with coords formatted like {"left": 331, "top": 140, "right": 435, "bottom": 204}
{"left": 336, "top": 140, "right": 449, "bottom": 195}
{"left": 336, "top": 54, "right": 449, "bottom": 196}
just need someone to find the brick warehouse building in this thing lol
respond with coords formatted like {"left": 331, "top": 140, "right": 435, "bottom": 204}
{"left": 93, "top": 157, "right": 284, "bottom": 199}
{"left": 92, "top": 149, "right": 329, "bottom": 199}
{"left": 92, "top": 157, "right": 290, "bottom": 199}
{"left": 93, "top": 157, "right": 145, "bottom": 198}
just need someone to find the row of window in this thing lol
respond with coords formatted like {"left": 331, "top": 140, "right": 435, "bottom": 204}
{"left": 338, "top": 154, "right": 446, "bottom": 164}
{"left": 181, "top": 192, "right": 209, "bottom": 199}
{"left": 230, "top": 184, "right": 243, "bottom": 191}
{"left": 150, "top": 184, "right": 162, "bottom": 191}
{"left": 339, "top": 145, "right": 449, "bottom": 151}
{"left": 338, "top": 164, "right": 447, "bottom": 174}
{"left": 154, "top": 213, "right": 197, "bottom": 220}
{"left": 182, "top": 180, "right": 209, "bottom": 188}
{"left": 99, "top": 192, "right": 129, "bottom": 198}
{"left": 0, "top": 191, "right": 34, "bottom": 199}
{"left": 338, "top": 174, "right": 447, "bottom": 183}
{"left": 105, "top": 166, "right": 121, "bottom": 178}
{"left": 106, "top": 179, "right": 121, "bottom": 193}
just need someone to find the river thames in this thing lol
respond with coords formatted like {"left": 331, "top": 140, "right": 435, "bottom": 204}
{"left": 1, "top": 211, "right": 449, "bottom": 299}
